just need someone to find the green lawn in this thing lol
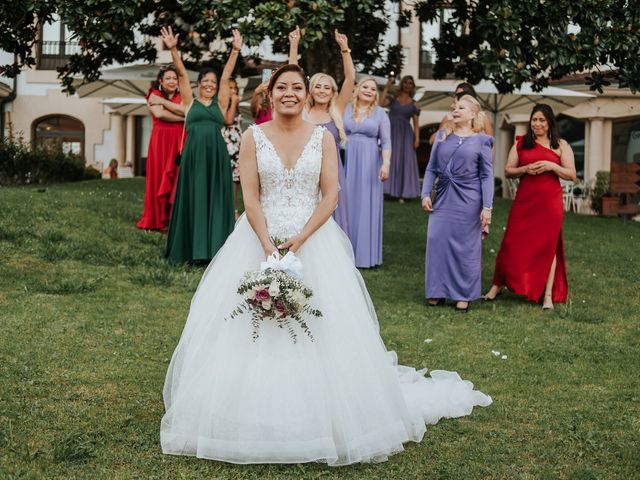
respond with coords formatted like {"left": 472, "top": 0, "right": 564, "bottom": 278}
{"left": 1, "top": 179, "right": 638, "bottom": 480}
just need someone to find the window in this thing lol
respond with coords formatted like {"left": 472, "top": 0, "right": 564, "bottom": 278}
{"left": 612, "top": 118, "right": 640, "bottom": 164}
{"left": 33, "top": 115, "right": 84, "bottom": 159}
{"left": 557, "top": 116, "right": 585, "bottom": 178}
{"left": 419, "top": 9, "right": 453, "bottom": 79}
{"left": 37, "top": 15, "right": 80, "bottom": 70}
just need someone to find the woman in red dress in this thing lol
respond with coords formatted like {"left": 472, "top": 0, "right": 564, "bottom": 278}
{"left": 136, "top": 65, "right": 185, "bottom": 231}
{"left": 484, "top": 104, "right": 576, "bottom": 309}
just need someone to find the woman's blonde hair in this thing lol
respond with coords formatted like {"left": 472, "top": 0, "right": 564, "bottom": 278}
{"left": 440, "top": 94, "right": 487, "bottom": 140}
{"left": 351, "top": 77, "right": 379, "bottom": 123}
{"left": 307, "top": 73, "right": 347, "bottom": 146}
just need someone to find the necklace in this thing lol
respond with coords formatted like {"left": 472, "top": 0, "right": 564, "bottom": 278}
{"left": 453, "top": 130, "right": 474, "bottom": 145}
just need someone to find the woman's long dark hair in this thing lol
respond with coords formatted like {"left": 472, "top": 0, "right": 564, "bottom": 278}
{"left": 149, "top": 65, "right": 179, "bottom": 99}
{"left": 521, "top": 103, "right": 561, "bottom": 150}
{"left": 455, "top": 82, "right": 477, "bottom": 98}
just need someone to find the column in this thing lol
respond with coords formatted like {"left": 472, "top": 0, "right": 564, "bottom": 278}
{"left": 587, "top": 117, "right": 604, "bottom": 182}
{"left": 111, "top": 114, "right": 125, "bottom": 166}
{"left": 125, "top": 115, "right": 136, "bottom": 167}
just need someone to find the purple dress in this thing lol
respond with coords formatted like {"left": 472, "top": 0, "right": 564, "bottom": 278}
{"left": 384, "top": 94, "right": 421, "bottom": 198}
{"left": 421, "top": 131, "right": 494, "bottom": 300}
{"left": 320, "top": 121, "right": 349, "bottom": 235}
{"left": 344, "top": 105, "right": 391, "bottom": 268}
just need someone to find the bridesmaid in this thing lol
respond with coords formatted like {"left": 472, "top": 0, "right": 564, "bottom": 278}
{"left": 161, "top": 26, "right": 242, "bottom": 264}
{"left": 422, "top": 94, "right": 494, "bottom": 312}
{"left": 484, "top": 104, "right": 575, "bottom": 309}
{"left": 344, "top": 78, "right": 391, "bottom": 268}
{"left": 221, "top": 76, "right": 243, "bottom": 219}
{"left": 287, "top": 26, "right": 355, "bottom": 234}
{"left": 380, "top": 74, "right": 421, "bottom": 202}
{"left": 137, "top": 65, "right": 185, "bottom": 231}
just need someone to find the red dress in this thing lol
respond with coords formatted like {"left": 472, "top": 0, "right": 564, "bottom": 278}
{"left": 492, "top": 137, "right": 568, "bottom": 303}
{"left": 136, "top": 89, "right": 184, "bottom": 230}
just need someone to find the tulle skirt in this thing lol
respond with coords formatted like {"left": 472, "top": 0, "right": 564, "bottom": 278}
{"left": 161, "top": 216, "right": 492, "bottom": 466}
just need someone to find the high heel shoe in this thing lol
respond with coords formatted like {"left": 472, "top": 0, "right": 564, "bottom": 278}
{"left": 455, "top": 301, "right": 469, "bottom": 313}
{"left": 542, "top": 293, "right": 554, "bottom": 310}
{"left": 482, "top": 290, "right": 502, "bottom": 302}
{"left": 427, "top": 298, "right": 445, "bottom": 307}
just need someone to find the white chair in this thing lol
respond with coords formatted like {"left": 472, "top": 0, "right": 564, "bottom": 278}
{"left": 561, "top": 180, "right": 574, "bottom": 212}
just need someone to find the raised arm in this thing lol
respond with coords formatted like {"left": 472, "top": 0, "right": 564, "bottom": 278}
{"left": 250, "top": 83, "right": 268, "bottom": 119}
{"left": 279, "top": 131, "right": 339, "bottom": 253}
{"left": 288, "top": 26, "right": 300, "bottom": 65}
{"left": 238, "top": 129, "right": 276, "bottom": 257}
{"left": 429, "top": 114, "right": 450, "bottom": 145}
{"left": 217, "top": 29, "right": 242, "bottom": 117}
{"left": 224, "top": 94, "right": 239, "bottom": 125}
{"left": 380, "top": 75, "right": 394, "bottom": 107}
{"left": 334, "top": 30, "right": 356, "bottom": 113}
{"left": 160, "top": 26, "right": 192, "bottom": 106}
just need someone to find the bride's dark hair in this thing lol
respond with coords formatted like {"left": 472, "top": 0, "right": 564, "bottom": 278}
{"left": 267, "top": 64, "right": 309, "bottom": 94}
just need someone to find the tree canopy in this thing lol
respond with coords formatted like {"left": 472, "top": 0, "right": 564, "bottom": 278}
{"left": 1, "top": 0, "right": 639, "bottom": 94}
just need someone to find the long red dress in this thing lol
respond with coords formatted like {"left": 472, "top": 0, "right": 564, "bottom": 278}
{"left": 492, "top": 137, "right": 568, "bottom": 303}
{"left": 136, "top": 89, "right": 184, "bottom": 230}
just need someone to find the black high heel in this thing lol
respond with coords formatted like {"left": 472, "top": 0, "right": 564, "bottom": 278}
{"left": 455, "top": 302, "right": 469, "bottom": 313}
{"left": 428, "top": 298, "right": 445, "bottom": 307}
{"left": 482, "top": 291, "right": 502, "bottom": 302}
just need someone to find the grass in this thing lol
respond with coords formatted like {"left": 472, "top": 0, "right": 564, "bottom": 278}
{"left": 0, "top": 178, "right": 638, "bottom": 480}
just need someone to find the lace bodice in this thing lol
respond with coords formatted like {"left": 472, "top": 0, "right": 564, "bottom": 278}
{"left": 251, "top": 125, "right": 324, "bottom": 240}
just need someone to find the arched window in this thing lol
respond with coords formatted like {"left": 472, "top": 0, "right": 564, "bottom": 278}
{"left": 32, "top": 115, "right": 85, "bottom": 159}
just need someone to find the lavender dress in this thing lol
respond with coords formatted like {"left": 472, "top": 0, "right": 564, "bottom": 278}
{"left": 384, "top": 94, "right": 421, "bottom": 198}
{"left": 344, "top": 105, "right": 392, "bottom": 268}
{"left": 421, "top": 131, "right": 494, "bottom": 300}
{"left": 320, "top": 121, "right": 349, "bottom": 235}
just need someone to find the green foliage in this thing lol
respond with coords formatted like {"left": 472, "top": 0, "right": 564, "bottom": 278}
{"left": 0, "top": 137, "right": 98, "bottom": 185}
{"left": 590, "top": 170, "right": 611, "bottom": 213}
{"left": 52, "top": 434, "right": 96, "bottom": 462}
{"left": 413, "top": 0, "right": 640, "bottom": 93}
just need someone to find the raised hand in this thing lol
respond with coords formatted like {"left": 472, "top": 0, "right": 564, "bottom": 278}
{"left": 288, "top": 26, "right": 301, "bottom": 47}
{"left": 231, "top": 28, "right": 243, "bottom": 51}
{"left": 335, "top": 29, "right": 348, "bottom": 50}
{"left": 160, "top": 26, "right": 179, "bottom": 50}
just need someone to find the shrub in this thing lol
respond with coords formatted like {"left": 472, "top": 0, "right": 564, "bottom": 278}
{"left": 0, "top": 136, "right": 99, "bottom": 185}
{"left": 590, "top": 171, "right": 611, "bottom": 214}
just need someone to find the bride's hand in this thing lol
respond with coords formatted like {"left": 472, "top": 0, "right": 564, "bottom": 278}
{"left": 262, "top": 242, "right": 278, "bottom": 258}
{"left": 277, "top": 235, "right": 305, "bottom": 253}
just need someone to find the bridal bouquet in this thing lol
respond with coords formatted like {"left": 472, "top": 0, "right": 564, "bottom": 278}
{"left": 228, "top": 243, "right": 322, "bottom": 343}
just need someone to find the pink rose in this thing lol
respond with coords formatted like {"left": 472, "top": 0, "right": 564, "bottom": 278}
{"left": 255, "top": 288, "right": 270, "bottom": 301}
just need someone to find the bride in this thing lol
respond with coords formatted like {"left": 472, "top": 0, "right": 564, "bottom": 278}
{"left": 160, "top": 64, "right": 492, "bottom": 466}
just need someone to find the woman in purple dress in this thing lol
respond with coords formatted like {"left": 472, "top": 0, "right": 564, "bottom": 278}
{"left": 421, "top": 94, "right": 494, "bottom": 312}
{"left": 380, "top": 75, "right": 421, "bottom": 202}
{"left": 287, "top": 26, "right": 355, "bottom": 235}
{"left": 344, "top": 78, "right": 392, "bottom": 268}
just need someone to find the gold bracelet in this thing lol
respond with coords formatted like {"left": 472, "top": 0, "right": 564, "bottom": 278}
{"left": 341, "top": 48, "right": 351, "bottom": 53}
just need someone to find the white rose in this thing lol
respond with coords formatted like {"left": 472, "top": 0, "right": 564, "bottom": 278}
{"left": 268, "top": 281, "right": 280, "bottom": 297}
{"left": 289, "top": 290, "right": 307, "bottom": 308}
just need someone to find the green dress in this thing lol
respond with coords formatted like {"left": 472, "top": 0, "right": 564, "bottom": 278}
{"left": 165, "top": 98, "right": 234, "bottom": 263}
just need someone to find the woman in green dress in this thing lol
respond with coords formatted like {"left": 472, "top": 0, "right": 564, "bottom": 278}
{"left": 160, "top": 26, "right": 242, "bottom": 263}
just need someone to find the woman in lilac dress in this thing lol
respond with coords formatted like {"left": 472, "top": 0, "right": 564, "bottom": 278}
{"left": 287, "top": 26, "right": 355, "bottom": 234}
{"left": 344, "top": 78, "right": 392, "bottom": 268}
{"left": 421, "top": 95, "right": 494, "bottom": 312}
{"left": 380, "top": 75, "right": 421, "bottom": 202}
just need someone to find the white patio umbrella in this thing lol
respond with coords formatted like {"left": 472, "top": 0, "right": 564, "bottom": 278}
{"left": 414, "top": 79, "right": 593, "bottom": 116}
{"left": 73, "top": 64, "right": 198, "bottom": 98}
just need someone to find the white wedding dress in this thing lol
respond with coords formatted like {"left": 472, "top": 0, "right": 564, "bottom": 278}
{"left": 160, "top": 125, "right": 492, "bottom": 466}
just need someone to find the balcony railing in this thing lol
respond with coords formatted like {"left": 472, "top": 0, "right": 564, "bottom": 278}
{"left": 37, "top": 41, "right": 81, "bottom": 70}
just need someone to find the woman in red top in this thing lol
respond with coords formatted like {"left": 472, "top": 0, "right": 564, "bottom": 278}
{"left": 484, "top": 104, "right": 576, "bottom": 309}
{"left": 136, "top": 65, "right": 185, "bottom": 231}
